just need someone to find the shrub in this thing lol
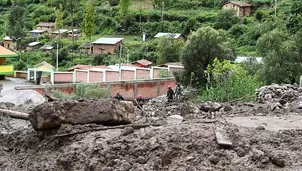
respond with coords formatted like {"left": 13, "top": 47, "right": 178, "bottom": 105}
{"left": 198, "top": 58, "right": 263, "bottom": 102}
{"left": 52, "top": 83, "right": 110, "bottom": 100}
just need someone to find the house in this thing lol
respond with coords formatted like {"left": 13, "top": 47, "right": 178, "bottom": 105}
{"left": 26, "top": 42, "right": 42, "bottom": 51}
{"left": 67, "top": 64, "right": 110, "bottom": 72}
{"left": 2, "top": 36, "right": 16, "bottom": 51}
{"left": 222, "top": 1, "right": 252, "bottom": 17}
{"left": 40, "top": 45, "right": 54, "bottom": 53}
{"left": 78, "top": 42, "right": 92, "bottom": 54}
{"left": 0, "top": 46, "right": 18, "bottom": 79}
{"left": 28, "top": 30, "right": 47, "bottom": 38}
{"left": 36, "top": 22, "right": 55, "bottom": 33}
{"left": 51, "top": 29, "right": 69, "bottom": 38}
{"left": 68, "top": 29, "right": 80, "bottom": 41}
{"left": 154, "top": 33, "right": 186, "bottom": 42}
{"left": 131, "top": 59, "right": 153, "bottom": 68}
{"left": 91, "top": 38, "right": 123, "bottom": 55}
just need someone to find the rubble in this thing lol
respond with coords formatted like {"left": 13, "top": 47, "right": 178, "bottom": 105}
{"left": 2, "top": 84, "right": 302, "bottom": 170}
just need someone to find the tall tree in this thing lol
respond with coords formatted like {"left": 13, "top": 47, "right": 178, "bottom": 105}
{"left": 119, "top": 0, "right": 131, "bottom": 17}
{"left": 83, "top": 0, "right": 95, "bottom": 41}
{"left": 55, "top": 4, "right": 64, "bottom": 30}
{"left": 181, "top": 27, "right": 235, "bottom": 87}
{"left": 156, "top": 37, "right": 184, "bottom": 65}
{"left": 257, "top": 29, "right": 302, "bottom": 84}
{"left": 63, "top": 0, "right": 80, "bottom": 44}
{"left": 7, "top": 4, "right": 26, "bottom": 60}
{"left": 215, "top": 9, "right": 240, "bottom": 30}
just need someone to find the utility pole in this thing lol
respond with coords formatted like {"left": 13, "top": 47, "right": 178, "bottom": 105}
{"left": 275, "top": 0, "right": 278, "bottom": 18}
{"left": 119, "top": 43, "right": 123, "bottom": 81}
{"left": 161, "top": 0, "right": 164, "bottom": 32}
{"left": 56, "top": 43, "right": 59, "bottom": 72}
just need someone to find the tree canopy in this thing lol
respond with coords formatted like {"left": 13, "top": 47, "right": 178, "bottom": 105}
{"left": 181, "top": 26, "right": 235, "bottom": 87}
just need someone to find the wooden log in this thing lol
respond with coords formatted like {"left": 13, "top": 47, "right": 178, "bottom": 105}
{"left": 0, "top": 108, "right": 29, "bottom": 120}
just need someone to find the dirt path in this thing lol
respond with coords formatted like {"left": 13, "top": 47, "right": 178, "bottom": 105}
{"left": 0, "top": 77, "right": 45, "bottom": 105}
{"left": 227, "top": 114, "right": 302, "bottom": 131}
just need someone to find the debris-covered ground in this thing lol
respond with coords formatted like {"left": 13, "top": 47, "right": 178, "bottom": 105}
{"left": 1, "top": 84, "right": 302, "bottom": 170}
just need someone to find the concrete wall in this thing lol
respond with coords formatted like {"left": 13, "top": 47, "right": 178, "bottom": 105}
{"left": 17, "top": 79, "right": 177, "bottom": 100}
{"left": 121, "top": 70, "right": 135, "bottom": 81}
{"left": 54, "top": 72, "right": 73, "bottom": 83}
{"left": 89, "top": 71, "right": 104, "bottom": 83}
{"left": 76, "top": 70, "right": 88, "bottom": 83}
{"left": 136, "top": 69, "right": 150, "bottom": 80}
{"left": 106, "top": 71, "right": 119, "bottom": 82}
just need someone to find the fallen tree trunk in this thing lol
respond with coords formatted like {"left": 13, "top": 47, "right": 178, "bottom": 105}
{"left": 0, "top": 108, "right": 29, "bottom": 120}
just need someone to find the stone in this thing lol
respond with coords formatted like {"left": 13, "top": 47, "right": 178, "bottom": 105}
{"left": 29, "top": 99, "right": 137, "bottom": 131}
{"left": 298, "top": 101, "right": 302, "bottom": 109}
{"left": 255, "top": 126, "right": 265, "bottom": 130}
{"left": 208, "top": 155, "right": 219, "bottom": 165}
{"left": 167, "top": 115, "right": 183, "bottom": 124}
{"left": 270, "top": 151, "right": 286, "bottom": 168}
{"left": 223, "top": 105, "right": 233, "bottom": 112}
{"left": 121, "top": 127, "right": 134, "bottom": 136}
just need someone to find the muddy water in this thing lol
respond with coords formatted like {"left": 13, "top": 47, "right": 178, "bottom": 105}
{"left": 0, "top": 77, "right": 45, "bottom": 105}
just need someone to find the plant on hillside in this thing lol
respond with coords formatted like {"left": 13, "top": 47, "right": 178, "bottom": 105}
{"left": 83, "top": 0, "right": 95, "bottom": 40}
{"left": 156, "top": 37, "right": 184, "bottom": 65}
{"left": 198, "top": 58, "right": 263, "bottom": 102}
{"left": 55, "top": 4, "right": 64, "bottom": 30}
{"left": 181, "top": 26, "right": 236, "bottom": 87}
{"left": 7, "top": 4, "right": 26, "bottom": 60}
{"left": 119, "top": 0, "right": 131, "bottom": 17}
{"left": 215, "top": 9, "right": 240, "bottom": 30}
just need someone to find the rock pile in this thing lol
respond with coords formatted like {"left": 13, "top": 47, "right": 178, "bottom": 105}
{"left": 256, "top": 84, "right": 302, "bottom": 103}
{"left": 142, "top": 95, "right": 199, "bottom": 118}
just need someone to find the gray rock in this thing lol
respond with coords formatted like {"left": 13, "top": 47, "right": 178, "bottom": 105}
{"left": 167, "top": 115, "right": 183, "bottom": 124}
{"left": 122, "top": 127, "right": 134, "bottom": 136}
{"left": 29, "top": 99, "right": 137, "bottom": 131}
{"left": 208, "top": 155, "right": 219, "bottom": 165}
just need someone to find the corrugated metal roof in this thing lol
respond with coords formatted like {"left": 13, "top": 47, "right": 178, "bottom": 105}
{"left": 158, "top": 62, "right": 183, "bottom": 67}
{"left": 79, "top": 42, "right": 91, "bottom": 49}
{"left": 230, "top": 1, "right": 252, "bottom": 7}
{"left": 235, "top": 57, "right": 262, "bottom": 63}
{"left": 40, "top": 45, "right": 54, "bottom": 50}
{"left": 92, "top": 38, "right": 123, "bottom": 45}
{"left": 28, "top": 42, "right": 41, "bottom": 47}
{"left": 3, "top": 36, "right": 12, "bottom": 41}
{"left": 29, "top": 29, "right": 47, "bottom": 33}
{"left": 154, "top": 32, "right": 183, "bottom": 39}
{"left": 36, "top": 22, "right": 55, "bottom": 27}
{"left": 52, "top": 29, "right": 69, "bottom": 34}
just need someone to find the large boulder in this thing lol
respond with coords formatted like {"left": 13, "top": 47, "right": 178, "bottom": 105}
{"left": 29, "top": 99, "right": 137, "bottom": 131}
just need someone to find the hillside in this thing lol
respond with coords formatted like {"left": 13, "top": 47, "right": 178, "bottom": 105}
{"left": 0, "top": 0, "right": 298, "bottom": 71}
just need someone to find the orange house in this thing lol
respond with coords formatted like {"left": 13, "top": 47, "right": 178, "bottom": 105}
{"left": 91, "top": 38, "right": 123, "bottom": 55}
{"left": 223, "top": 1, "right": 252, "bottom": 17}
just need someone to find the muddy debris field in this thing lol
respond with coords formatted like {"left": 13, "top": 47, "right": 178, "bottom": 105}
{"left": 1, "top": 84, "right": 302, "bottom": 171}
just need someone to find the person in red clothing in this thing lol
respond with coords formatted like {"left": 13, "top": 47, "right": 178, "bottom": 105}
{"left": 166, "top": 85, "right": 174, "bottom": 102}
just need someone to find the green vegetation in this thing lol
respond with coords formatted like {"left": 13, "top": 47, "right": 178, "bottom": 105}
{"left": 52, "top": 83, "right": 110, "bottom": 100}
{"left": 198, "top": 58, "right": 263, "bottom": 102}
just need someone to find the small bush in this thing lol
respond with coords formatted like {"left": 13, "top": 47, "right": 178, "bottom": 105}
{"left": 52, "top": 83, "right": 110, "bottom": 100}
{"left": 198, "top": 59, "right": 263, "bottom": 102}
